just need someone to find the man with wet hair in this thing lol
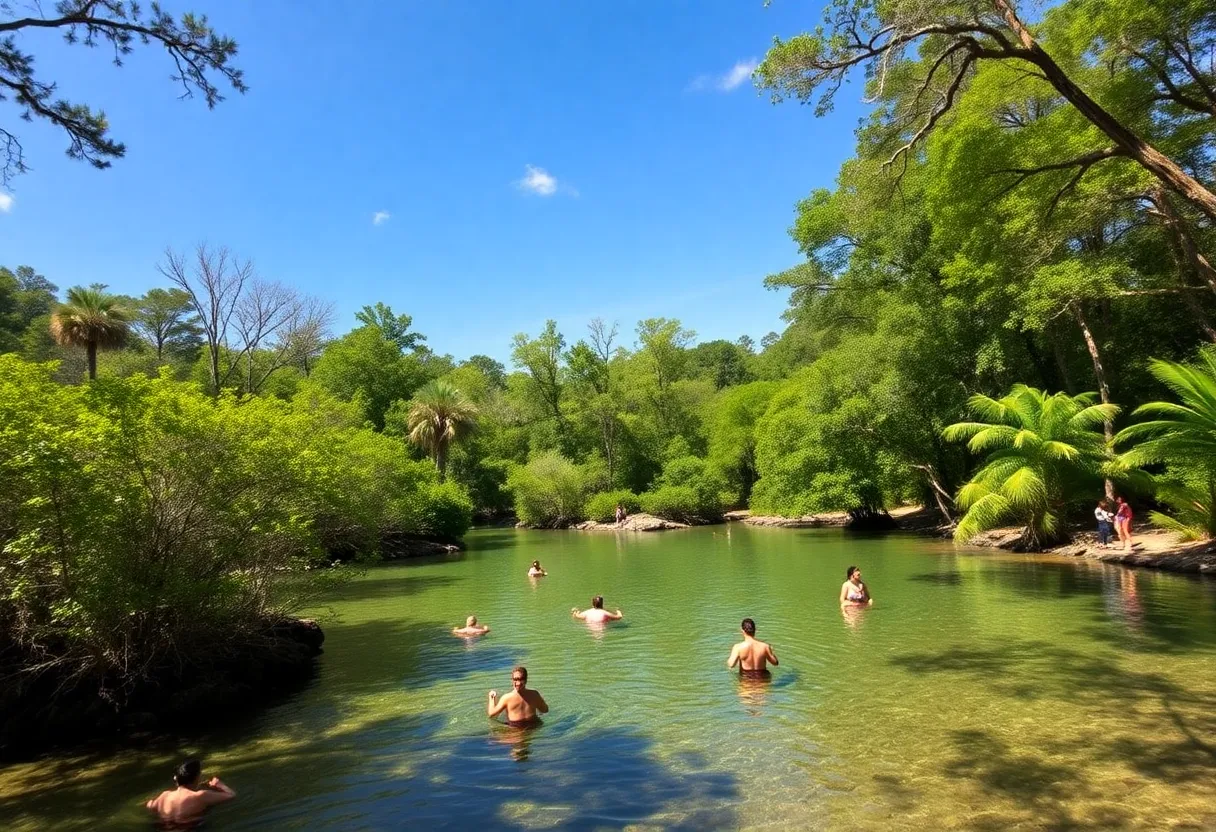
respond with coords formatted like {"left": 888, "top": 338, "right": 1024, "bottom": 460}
{"left": 488, "top": 666, "right": 549, "bottom": 726}
{"left": 145, "top": 758, "right": 236, "bottom": 825}
{"left": 453, "top": 615, "right": 491, "bottom": 636}
{"left": 571, "top": 594, "right": 623, "bottom": 624}
{"left": 728, "top": 618, "right": 779, "bottom": 673}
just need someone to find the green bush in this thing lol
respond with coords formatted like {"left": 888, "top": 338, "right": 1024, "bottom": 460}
{"left": 507, "top": 451, "right": 586, "bottom": 527}
{"left": 639, "top": 454, "right": 725, "bottom": 522}
{"left": 0, "top": 355, "right": 473, "bottom": 714}
{"left": 416, "top": 481, "right": 474, "bottom": 539}
{"left": 585, "top": 489, "right": 641, "bottom": 522}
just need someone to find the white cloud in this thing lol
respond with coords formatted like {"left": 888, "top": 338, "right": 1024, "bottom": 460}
{"left": 372, "top": 210, "right": 391, "bottom": 225}
{"left": 0, "top": 192, "right": 12, "bottom": 213}
{"left": 517, "top": 164, "right": 558, "bottom": 196}
{"left": 690, "top": 58, "right": 759, "bottom": 93}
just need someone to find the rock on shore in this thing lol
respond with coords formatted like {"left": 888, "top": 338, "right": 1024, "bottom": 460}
{"left": 571, "top": 513, "right": 691, "bottom": 532}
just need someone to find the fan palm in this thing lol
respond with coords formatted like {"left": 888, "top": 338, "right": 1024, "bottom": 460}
{"left": 1115, "top": 354, "right": 1216, "bottom": 540}
{"left": 405, "top": 380, "right": 478, "bottom": 483}
{"left": 943, "top": 385, "right": 1119, "bottom": 550}
{"left": 49, "top": 287, "right": 131, "bottom": 380}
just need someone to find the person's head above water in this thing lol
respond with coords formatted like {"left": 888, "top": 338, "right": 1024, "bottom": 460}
{"left": 466, "top": 615, "right": 477, "bottom": 627}
{"left": 512, "top": 666, "right": 528, "bottom": 689}
{"left": 174, "top": 759, "right": 202, "bottom": 788}
{"left": 591, "top": 595, "right": 604, "bottom": 609}
{"left": 847, "top": 565, "right": 861, "bottom": 580}
{"left": 532, "top": 560, "right": 541, "bottom": 569}
{"left": 741, "top": 618, "right": 756, "bottom": 636}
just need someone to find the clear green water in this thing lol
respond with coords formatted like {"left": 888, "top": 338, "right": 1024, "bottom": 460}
{"left": 3, "top": 526, "right": 1216, "bottom": 830}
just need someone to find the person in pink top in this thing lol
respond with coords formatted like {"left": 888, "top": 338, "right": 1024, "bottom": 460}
{"left": 1114, "top": 496, "right": 1134, "bottom": 551}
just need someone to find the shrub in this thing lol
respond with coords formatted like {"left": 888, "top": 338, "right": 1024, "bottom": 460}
{"left": 507, "top": 451, "right": 586, "bottom": 527}
{"left": 586, "top": 489, "right": 642, "bottom": 522}
{"left": 415, "top": 481, "right": 474, "bottom": 539}
{"left": 640, "top": 485, "right": 706, "bottom": 523}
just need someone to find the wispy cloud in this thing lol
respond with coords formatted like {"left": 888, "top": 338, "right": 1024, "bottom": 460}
{"left": 516, "top": 164, "right": 576, "bottom": 197}
{"left": 372, "top": 210, "right": 391, "bottom": 226}
{"left": 689, "top": 58, "right": 759, "bottom": 93}
{"left": 0, "top": 192, "right": 12, "bottom": 213}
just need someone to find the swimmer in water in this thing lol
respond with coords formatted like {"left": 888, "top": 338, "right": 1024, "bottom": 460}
{"left": 488, "top": 666, "right": 549, "bottom": 726}
{"left": 452, "top": 615, "right": 490, "bottom": 636}
{"left": 527, "top": 560, "right": 547, "bottom": 577}
{"left": 840, "top": 565, "right": 873, "bottom": 607}
{"left": 727, "top": 618, "right": 778, "bottom": 674}
{"left": 145, "top": 759, "right": 236, "bottom": 828}
{"left": 571, "top": 595, "right": 623, "bottom": 624}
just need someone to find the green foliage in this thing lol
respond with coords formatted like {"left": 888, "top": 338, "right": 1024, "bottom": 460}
{"left": 0, "top": 354, "right": 470, "bottom": 708}
{"left": 507, "top": 452, "right": 586, "bottom": 528}
{"left": 415, "top": 481, "right": 475, "bottom": 539}
{"left": 639, "top": 454, "right": 725, "bottom": 522}
{"left": 585, "top": 489, "right": 642, "bottom": 523}
{"left": 400, "top": 379, "right": 478, "bottom": 483}
{"left": 49, "top": 286, "right": 131, "bottom": 379}
{"left": 944, "top": 385, "right": 1119, "bottom": 550}
{"left": 310, "top": 326, "right": 433, "bottom": 429}
{"left": 639, "top": 486, "right": 704, "bottom": 524}
{"left": 706, "top": 381, "right": 779, "bottom": 505}
{"left": 1116, "top": 355, "right": 1216, "bottom": 539}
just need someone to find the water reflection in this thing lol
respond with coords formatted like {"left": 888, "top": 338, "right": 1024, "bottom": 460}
{"left": 841, "top": 604, "right": 869, "bottom": 631}
{"left": 490, "top": 723, "right": 539, "bottom": 762}
{"left": 735, "top": 670, "right": 772, "bottom": 716}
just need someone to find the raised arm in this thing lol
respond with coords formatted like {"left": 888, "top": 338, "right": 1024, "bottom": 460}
{"left": 606, "top": 609, "right": 624, "bottom": 621}
{"left": 571, "top": 608, "right": 585, "bottom": 620}
{"left": 202, "top": 778, "right": 237, "bottom": 805}
{"left": 487, "top": 690, "right": 508, "bottom": 718}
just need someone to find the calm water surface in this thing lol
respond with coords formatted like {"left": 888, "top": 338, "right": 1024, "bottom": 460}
{"left": 3, "top": 526, "right": 1216, "bottom": 830}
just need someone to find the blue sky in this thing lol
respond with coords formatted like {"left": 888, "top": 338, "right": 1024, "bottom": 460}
{"left": 0, "top": 0, "right": 869, "bottom": 363}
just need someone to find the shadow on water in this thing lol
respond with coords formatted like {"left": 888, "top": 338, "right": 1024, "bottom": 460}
{"left": 465, "top": 531, "right": 523, "bottom": 554}
{"left": 908, "top": 572, "right": 962, "bottom": 585}
{"left": 314, "top": 572, "right": 463, "bottom": 603}
{"left": 222, "top": 712, "right": 737, "bottom": 831}
{"left": 888, "top": 638, "right": 1216, "bottom": 829}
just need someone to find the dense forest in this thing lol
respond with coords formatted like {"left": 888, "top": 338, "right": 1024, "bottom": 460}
{"left": 3, "top": 0, "right": 1216, "bottom": 746}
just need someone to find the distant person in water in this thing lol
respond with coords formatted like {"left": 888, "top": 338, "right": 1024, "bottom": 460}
{"left": 1115, "top": 497, "right": 1135, "bottom": 550}
{"left": 528, "top": 560, "right": 547, "bottom": 577}
{"left": 488, "top": 666, "right": 548, "bottom": 726}
{"left": 728, "top": 618, "right": 778, "bottom": 673}
{"left": 453, "top": 615, "right": 490, "bottom": 636}
{"left": 145, "top": 759, "right": 236, "bottom": 827}
{"left": 572, "top": 595, "right": 623, "bottom": 624}
{"left": 1095, "top": 499, "right": 1115, "bottom": 548}
{"left": 840, "top": 565, "right": 873, "bottom": 607}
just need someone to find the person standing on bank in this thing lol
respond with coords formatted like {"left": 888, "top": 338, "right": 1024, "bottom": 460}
{"left": 1095, "top": 499, "right": 1115, "bottom": 548}
{"left": 1115, "top": 497, "right": 1135, "bottom": 550}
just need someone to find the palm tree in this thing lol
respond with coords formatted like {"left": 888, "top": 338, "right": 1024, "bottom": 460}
{"left": 405, "top": 380, "right": 478, "bottom": 483}
{"left": 1115, "top": 354, "right": 1216, "bottom": 540}
{"left": 943, "top": 385, "right": 1119, "bottom": 551}
{"left": 49, "top": 286, "right": 131, "bottom": 380}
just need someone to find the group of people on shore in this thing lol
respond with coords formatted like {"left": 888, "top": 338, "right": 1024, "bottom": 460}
{"left": 1095, "top": 496, "right": 1135, "bottom": 550}
{"left": 145, "top": 561, "right": 875, "bottom": 826}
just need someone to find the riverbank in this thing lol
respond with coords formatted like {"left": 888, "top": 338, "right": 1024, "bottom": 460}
{"left": 0, "top": 616, "right": 325, "bottom": 760}
{"left": 733, "top": 506, "right": 1216, "bottom": 576}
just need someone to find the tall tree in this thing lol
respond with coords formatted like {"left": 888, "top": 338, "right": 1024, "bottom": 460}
{"left": 0, "top": 1, "right": 246, "bottom": 183}
{"left": 354, "top": 303, "right": 426, "bottom": 352}
{"left": 132, "top": 287, "right": 201, "bottom": 360}
{"left": 49, "top": 285, "right": 130, "bottom": 379}
{"left": 755, "top": 0, "right": 1216, "bottom": 221}
{"left": 405, "top": 380, "right": 478, "bottom": 483}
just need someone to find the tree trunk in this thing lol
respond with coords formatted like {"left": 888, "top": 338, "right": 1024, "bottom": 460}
{"left": 1070, "top": 302, "right": 1115, "bottom": 499}
{"left": 993, "top": 0, "right": 1216, "bottom": 222}
{"left": 914, "top": 463, "right": 955, "bottom": 524}
{"left": 1049, "top": 325, "right": 1076, "bottom": 395}
{"left": 209, "top": 345, "right": 221, "bottom": 396}
{"left": 1147, "top": 188, "right": 1216, "bottom": 294}
{"left": 436, "top": 443, "right": 448, "bottom": 484}
{"left": 87, "top": 341, "right": 98, "bottom": 380}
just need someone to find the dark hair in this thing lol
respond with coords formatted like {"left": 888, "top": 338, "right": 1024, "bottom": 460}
{"left": 174, "top": 759, "right": 201, "bottom": 787}
{"left": 531, "top": 561, "right": 540, "bottom": 568}
{"left": 847, "top": 566, "right": 860, "bottom": 579}
{"left": 741, "top": 618, "right": 756, "bottom": 636}
{"left": 592, "top": 595, "right": 604, "bottom": 609}
{"left": 512, "top": 666, "right": 527, "bottom": 682}
{"left": 1099, "top": 498, "right": 1111, "bottom": 510}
